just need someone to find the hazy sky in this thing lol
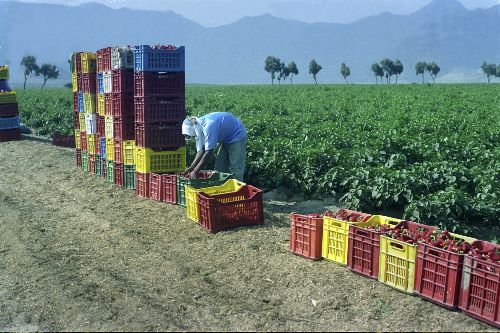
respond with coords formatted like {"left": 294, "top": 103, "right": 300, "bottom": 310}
{"left": 5, "top": 0, "right": 500, "bottom": 26}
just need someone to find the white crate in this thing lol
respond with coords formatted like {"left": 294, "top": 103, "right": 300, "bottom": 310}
{"left": 105, "top": 115, "right": 113, "bottom": 139}
{"left": 103, "top": 71, "right": 112, "bottom": 94}
{"left": 111, "top": 46, "right": 134, "bottom": 70}
{"left": 85, "top": 114, "right": 97, "bottom": 135}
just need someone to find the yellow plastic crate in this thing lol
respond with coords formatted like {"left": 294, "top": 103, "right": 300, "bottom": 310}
{"left": 87, "top": 134, "right": 97, "bottom": 155}
{"left": 123, "top": 140, "right": 136, "bottom": 165}
{"left": 79, "top": 113, "right": 86, "bottom": 132}
{"left": 72, "top": 72, "right": 78, "bottom": 93}
{"left": 378, "top": 236, "right": 417, "bottom": 294}
{"left": 83, "top": 93, "right": 96, "bottom": 114}
{"left": 322, "top": 216, "right": 362, "bottom": 265}
{"left": 0, "top": 91, "right": 17, "bottom": 104}
{"left": 185, "top": 179, "right": 246, "bottom": 223}
{"left": 75, "top": 132, "right": 81, "bottom": 149}
{"left": 355, "top": 215, "right": 402, "bottom": 229}
{"left": 106, "top": 138, "right": 114, "bottom": 161}
{"left": 134, "top": 146, "right": 186, "bottom": 173}
{"left": 81, "top": 52, "right": 97, "bottom": 73}
{"left": 0, "top": 65, "right": 8, "bottom": 80}
{"left": 104, "top": 115, "right": 113, "bottom": 138}
{"left": 97, "top": 94, "right": 105, "bottom": 116}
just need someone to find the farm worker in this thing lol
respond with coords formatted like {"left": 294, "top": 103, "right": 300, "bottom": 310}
{"left": 182, "top": 112, "right": 247, "bottom": 181}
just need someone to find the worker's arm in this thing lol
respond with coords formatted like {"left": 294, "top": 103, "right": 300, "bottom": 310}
{"left": 186, "top": 149, "right": 204, "bottom": 174}
{"left": 189, "top": 150, "right": 213, "bottom": 179}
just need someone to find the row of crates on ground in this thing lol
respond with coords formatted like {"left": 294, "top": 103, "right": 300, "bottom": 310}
{"left": 0, "top": 65, "right": 21, "bottom": 142}
{"left": 289, "top": 209, "right": 500, "bottom": 328}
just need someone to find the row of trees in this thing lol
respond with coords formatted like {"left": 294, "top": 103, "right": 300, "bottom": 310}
{"left": 264, "top": 56, "right": 299, "bottom": 85}
{"left": 20, "top": 55, "right": 60, "bottom": 89}
{"left": 481, "top": 62, "right": 500, "bottom": 83}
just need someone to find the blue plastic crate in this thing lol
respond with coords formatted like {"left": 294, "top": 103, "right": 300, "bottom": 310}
{"left": 78, "top": 92, "right": 84, "bottom": 113}
{"left": 100, "top": 137, "right": 107, "bottom": 159}
{"left": 134, "top": 45, "right": 185, "bottom": 72}
{"left": 0, "top": 114, "right": 20, "bottom": 130}
{"left": 97, "top": 72, "right": 104, "bottom": 94}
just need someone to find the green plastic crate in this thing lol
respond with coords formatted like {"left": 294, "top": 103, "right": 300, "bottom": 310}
{"left": 106, "top": 160, "right": 114, "bottom": 183}
{"left": 176, "top": 171, "right": 234, "bottom": 207}
{"left": 95, "top": 154, "right": 102, "bottom": 176}
{"left": 82, "top": 151, "right": 89, "bottom": 172}
{"left": 124, "top": 165, "right": 136, "bottom": 190}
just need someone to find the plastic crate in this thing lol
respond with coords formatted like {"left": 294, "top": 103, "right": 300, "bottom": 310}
{"left": 123, "top": 140, "right": 135, "bottom": 165}
{"left": 104, "top": 93, "right": 113, "bottom": 116}
{"left": 72, "top": 92, "right": 79, "bottom": 113}
{"left": 379, "top": 221, "right": 436, "bottom": 294}
{"left": 81, "top": 52, "right": 96, "bottom": 73}
{"left": 95, "top": 154, "right": 102, "bottom": 176}
{"left": 177, "top": 171, "right": 233, "bottom": 207}
{"left": 322, "top": 210, "right": 372, "bottom": 265}
{"left": 135, "top": 146, "right": 186, "bottom": 173}
{"left": 0, "top": 128, "right": 21, "bottom": 141}
{"left": 198, "top": 185, "right": 264, "bottom": 233}
{"left": 72, "top": 72, "right": 78, "bottom": 92}
{"left": 75, "top": 131, "right": 81, "bottom": 149}
{"left": 149, "top": 173, "right": 163, "bottom": 201}
{"left": 76, "top": 52, "right": 82, "bottom": 73}
{"left": 112, "top": 115, "right": 135, "bottom": 140}
{"left": 99, "top": 137, "right": 107, "bottom": 159}
{"left": 347, "top": 215, "right": 402, "bottom": 279}
{"left": 78, "top": 92, "right": 84, "bottom": 112}
{"left": 124, "top": 165, "right": 136, "bottom": 190}
{"left": 87, "top": 134, "right": 97, "bottom": 155}
{"left": 0, "top": 91, "right": 16, "bottom": 104}
{"left": 114, "top": 162, "right": 124, "bottom": 186}
{"left": 101, "top": 158, "right": 107, "bottom": 178}
{"left": 112, "top": 93, "right": 134, "bottom": 117}
{"left": 185, "top": 179, "right": 245, "bottom": 223}
{"left": 134, "top": 71, "right": 184, "bottom": 97}
{"left": 0, "top": 114, "right": 20, "bottom": 130}
{"left": 106, "top": 160, "right": 114, "bottom": 182}
{"left": 459, "top": 241, "right": 500, "bottom": 328}
{"left": 97, "top": 93, "right": 105, "bottom": 116}
{"left": 134, "top": 45, "right": 185, "bottom": 72}
{"left": 51, "top": 132, "right": 75, "bottom": 148}
{"left": 82, "top": 151, "right": 88, "bottom": 172}
{"left": 106, "top": 138, "right": 114, "bottom": 161}
{"left": 84, "top": 113, "right": 97, "bottom": 134}
{"left": 82, "top": 73, "right": 96, "bottom": 93}
{"left": 134, "top": 96, "right": 185, "bottom": 124}
{"left": 83, "top": 93, "right": 96, "bottom": 114}
{"left": 75, "top": 149, "right": 82, "bottom": 167}
{"left": 162, "top": 174, "right": 177, "bottom": 204}
{"left": 97, "top": 115, "right": 105, "bottom": 137}
{"left": 415, "top": 233, "right": 477, "bottom": 309}
{"left": 77, "top": 73, "right": 83, "bottom": 93}
{"left": 113, "top": 139, "right": 123, "bottom": 163}
{"left": 73, "top": 111, "right": 79, "bottom": 129}
{"left": 135, "top": 122, "right": 184, "bottom": 150}
{"left": 112, "top": 69, "right": 134, "bottom": 93}
{"left": 103, "top": 71, "right": 112, "bottom": 94}
{"left": 112, "top": 46, "right": 134, "bottom": 70}
{"left": 78, "top": 113, "right": 86, "bottom": 132}
{"left": 0, "top": 103, "right": 18, "bottom": 118}
{"left": 97, "top": 72, "right": 104, "bottom": 94}
{"left": 136, "top": 172, "right": 150, "bottom": 198}
{"left": 97, "top": 47, "right": 111, "bottom": 72}
{"left": 104, "top": 115, "right": 113, "bottom": 138}
{"left": 88, "top": 154, "right": 97, "bottom": 175}
{"left": 290, "top": 213, "right": 324, "bottom": 260}
{"left": 80, "top": 131, "right": 87, "bottom": 151}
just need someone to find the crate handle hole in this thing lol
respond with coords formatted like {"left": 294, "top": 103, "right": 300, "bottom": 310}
{"left": 389, "top": 242, "right": 405, "bottom": 251}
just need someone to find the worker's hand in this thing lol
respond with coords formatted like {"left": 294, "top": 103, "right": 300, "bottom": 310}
{"left": 190, "top": 169, "right": 199, "bottom": 179}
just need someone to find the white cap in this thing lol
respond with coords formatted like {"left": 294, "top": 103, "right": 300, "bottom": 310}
{"left": 182, "top": 118, "right": 196, "bottom": 137}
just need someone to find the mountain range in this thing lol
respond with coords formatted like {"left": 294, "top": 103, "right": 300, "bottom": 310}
{"left": 0, "top": 0, "right": 499, "bottom": 86}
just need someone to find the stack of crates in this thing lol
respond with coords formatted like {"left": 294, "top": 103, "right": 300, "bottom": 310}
{"left": 96, "top": 47, "right": 112, "bottom": 179}
{"left": 133, "top": 45, "right": 187, "bottom": 197}
{"left": 0, "top": 65, "right": 21, "bottom": 142}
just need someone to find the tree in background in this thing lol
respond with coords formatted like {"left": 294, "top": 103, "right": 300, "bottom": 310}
{"left": 20, "top": 55, "right": 40, "bottom": 90}
{"left": 393, "top": 59, "right": 404, "bottom": 84}
{"left": 415, "top": 61, "right": 427, "bottom": 84}
{"left": 481, "top": 61, "right": 497, "bottom": 83}
{"left": 277, "top": 61, "right": 286, "bottom": 85}
{"left": 340, "top": 63, "right": 351, "bottom": 84}
{"left": 280, "top": 65, "right": 291, "bottom": 84}
{"left": 38, "top": 64, "right": 59, "bottom": 89}
{"left": 371, "top": 63, "right": 384, "bottom": 84}
{"left": 309, "top": 59, "right": 322, "bottom": 84}
{"left": 287, "top": 62, "right": 298, "bottom": 83}
{"left": 426, "top": 62, "right": 440, "bottom": 83}
{"left": 380, "top": 58, "right": 395, "bottom": 84}
{"left": 265, "top": 56, "right": 281, "bottom": 85}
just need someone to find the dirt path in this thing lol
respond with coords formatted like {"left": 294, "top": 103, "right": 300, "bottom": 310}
{"left": 0, "top": 135, "right": 497, "bottom": 331}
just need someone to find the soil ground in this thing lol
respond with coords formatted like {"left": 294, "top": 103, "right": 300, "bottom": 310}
{"left": 0, "top": 135, "right": 498, "bottom": 332}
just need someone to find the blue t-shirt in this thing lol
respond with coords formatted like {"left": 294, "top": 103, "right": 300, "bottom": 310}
{"left": 197, "top": 112, "right": 246, "bottom": 151}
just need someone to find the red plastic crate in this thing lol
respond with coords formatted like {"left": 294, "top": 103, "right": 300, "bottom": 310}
{"left": 104, "top": 93, "right": 113, "bottom": 116}
{"left": 134, "top": 96, "right": 185, "bottom": 124}
{"left": 73, "top": 111, "right": 80, "bottom": 129}
{"left": 135, "top": 122, "right": 184, "bottom": 149}
{"left": 198, "top": 185, "right": 264, "bottom": 233}
{"left": 290, "top": 213, "right": 323, "bottom": 260}
{"left": 77, "top": 73, "right": 83, "bottom": 93}
{"left": 80, "top": 131, "right": 87, "bottom": 151}
{"left": 88, "top": 154, "right": 97, "bottom": 175}
{"left": 112, "top": 69, "right": 134, "bottom": 93}
{"left": 459, "top": 241, "right": 500, "bottom": 328}
{"left": 114, "top": 162, "right": 124, "bottom": 186}
{"left": 112, "top": 93, "right": 134, "bottom": 117}
{"left": 96, "top": 115, "right": 105, "bottom": 137}
{"left": 162, "top": 173, "right": 177, "bottom": 204}
{"left": 113, "top": 139, "right": 123, "bottom": 163}
{"left": 81, "top": 73, "right": 96, "bottom": 93}
{"left": 101, "top": 158, "right": 107, "bottom": 178}
{"left": 97, "top": 47, "right": 111, "bottom": 72}
{"left": 136, "top": 172, "right": 150, "bottom": 198}
{"left": 76, "top": 53, "right": 82, "bottom": 73}
{"left": 134, "top": 71, "right": 185, "bottom": 97}
{"left": 112, "top": 116, "right": 135, "bottom": 140}
{"left": 0, "top": 103, "right": 18, "bottom": 118}
{"left": 149, "top": 173, "right": 163, "bottom": 201}
{"left": 72, "top": 92, "right": 79, "bottom": 113}
{"left": 0, "top": 128, "right": 21, "bottom": 141}
{"left": 76, "top": 149, "right": 82, "bottom": 167}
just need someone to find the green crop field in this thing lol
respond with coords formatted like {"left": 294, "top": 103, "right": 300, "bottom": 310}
{"left": 16, "top": 84, "right": 500, "bottom": 238}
